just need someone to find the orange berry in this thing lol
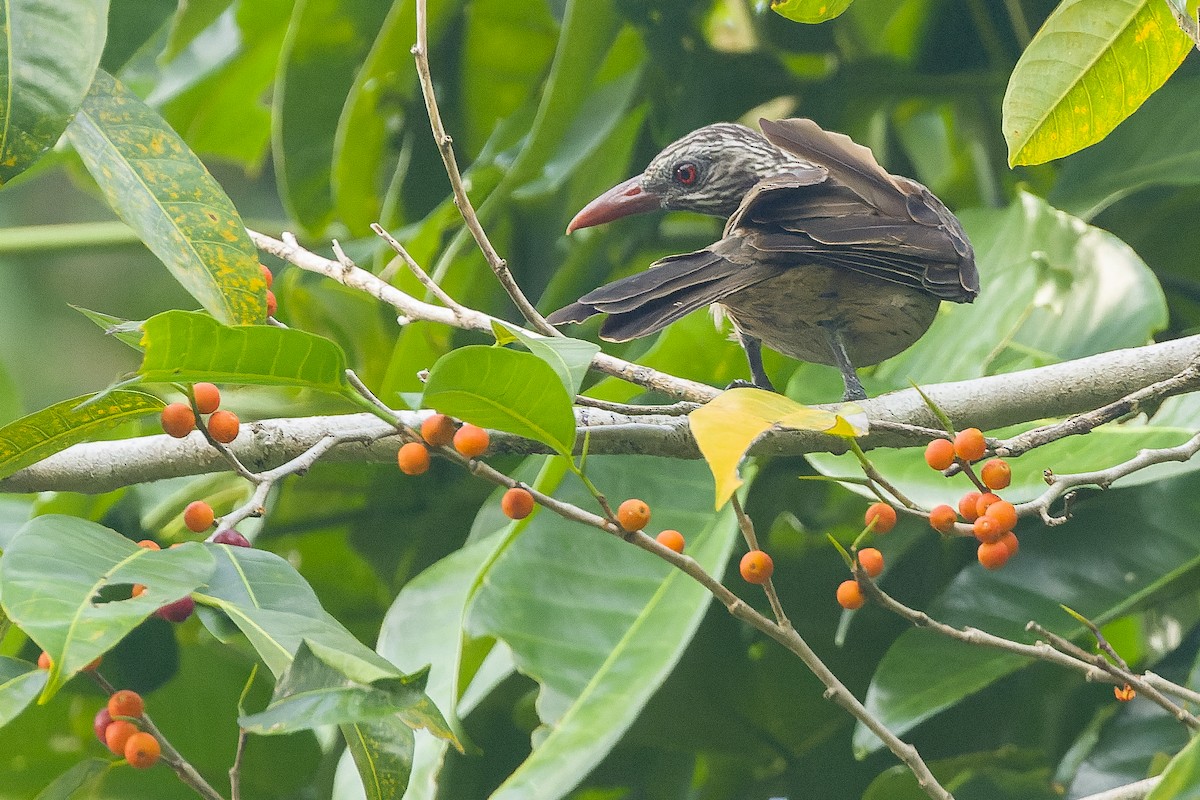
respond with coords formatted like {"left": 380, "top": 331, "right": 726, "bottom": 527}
{"left": 980, "top": 459, "right": 1011, "bottom": 490}
{"left": 105, "top": 720, "right": 139, "bottom": 756}
{"left": 928, "top": 504, "right": 958, "bottom": 534}
{"left": 207, "top": 410, "right": 240, "bottom": 444}
{"left": 865, "top": 502, "right": 897, "bottom": 534}
{"left": 397, "top": 442, "right": 430, "bottom": 475}
{"left": 924, "top": 438, "right": 955, "bottom": 471}
{"left": 985, "top": 500, "right": 1018, "bottom": 533}
{"left": 192, "top": 383, "right": 221, "bottom": 415}
{"left": 857, "top": 547, "right": 884, "bottom": 578}
{"left": 975, "top": 492, "right": 1002, "bottom": 518}
{"left": 453, "top": 424, "right": 490, "bottom": 458}
{"left": 501, "top": 487, "right": 535, "bottom": 520}
{"left": 836, "top": 579, "right": 864, "bottom": 610}
{"left": 958, "top": 491, "right": 982, "bottom": 522}
{"left": 84, "top": 655, "right": 102, "bottom": 671}
{"left": 260, "top": 263, "right": 274, "bottom": 289}
{"left": 656, "top": 529, "right": 685, "bottom": 553}
{"left": 617, "top": 499, "right": 651, "bottom": 532}
{"left": 107, "top": 689, "right": 145, "bottom": 719}
{"left": 1000, "top": 530, "right": 1019, "bottom": 557}
{"left": 136, "top": 539, "right": 160, "bottom": 550}
{"left": 740, "top": 550, "right": 775, "bottom": 584}
{"left": 37, "top": 651, "right": 51, "bottom": 670}
{"left": 124, "top": 731, "right": 161, "bottom": 769}
{"left": 131, "top": 584, "right": 147, "bottom": 597}
{"left": 160, "top": 402, "right": 196, "bottom": 438}
{"left": 977, "top": 540, "right": 1010, "bottom": 570}
{"left": 183, "top": 501, "right": 215, "bottom": 533}
{"left": 420, "top": 413, "right": 457, "bottom": 447}
{"left": 953, "top": 428, "right": 986, "bottom": 462}
{"left": 973, "top": 515, "right": 1003, "bottom": 543}
{"left": 1114, "top": 684, "right": 1136, "bottom": 702}
{"left": 266, "top": 290, "right": 278, "bottom": 317}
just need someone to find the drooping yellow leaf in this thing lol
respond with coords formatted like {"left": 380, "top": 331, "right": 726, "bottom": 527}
{"left": 689, "top": 389, "right": 867, "bottom": 508}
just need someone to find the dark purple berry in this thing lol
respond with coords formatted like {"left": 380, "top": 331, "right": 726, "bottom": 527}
{"left": 155, "top": 596, "right": 195, "bottom": 623}
{"left": 212, "top": 530, "right": 250, "bottom": 548}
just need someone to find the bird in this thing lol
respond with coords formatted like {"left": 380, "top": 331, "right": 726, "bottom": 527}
{"left": 546, "top": 117, "right": 979, "bottom": 401}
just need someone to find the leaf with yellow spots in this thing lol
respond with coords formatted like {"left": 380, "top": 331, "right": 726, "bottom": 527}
{"left": 1003, "top": 0, "right": 1192, "bottom": 167}
{"left": 65, "top": 70, "right": 267, "bottom": 325}
{"left": 0, "top": 0, "right": 107, "bottom": 183}
{"left": 770, "top": 0, "right": 854, "bottom": 23}
{"left": 689, "top": 388, "right": 867, "bottom": 508}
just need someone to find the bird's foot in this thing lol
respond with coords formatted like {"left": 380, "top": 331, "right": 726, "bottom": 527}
{"left": 726, "top": 377, "right": 777, "bottom": 393}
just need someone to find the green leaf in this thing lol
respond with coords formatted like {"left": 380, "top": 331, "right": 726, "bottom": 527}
{"left": 1049, "top": 75, "right": 1200, "bottom": 220}
{"left": 340, "top": 719, "right": 415, "bottom": 800}
{"left": 490, "top": 321, "right": 600, "bottom": 397}
{"left": 771, "top": 0, "right": 855, "bottom": 24}
{"left": 1148, "top": 732, "right": 1200, "bottom": 800}
{"left": 162, "top": 0, "right": 232, "bottom": 61}
{"left": 272, "top": 0, "right": 390, "bottom": 232}
{"left": 854, "top": 469, "right": 1200, "bottom": 754}
{"left": 137, "top": 310, "right": 354, "bottom": 395}
{"left": 0, "top": 516, "right": 214, "bottom": 699}
{"left": 193, "top": 545, "right": 403, "bottom": 680}
{"left": 32, "top": 759, "right": 110, "bottom": 800}
{"left": 0, "top": 391, "right": 164, "bottom": 481}
{"left": 70, "top": 306, "right": 145, "bottom": 350}
{"left": 65, "top": 70, "right": 267, "bottom": 324}
{"left": 240, "top": 641, "right": 454, "bottom": 749}
{"left": 1002, "top": 0, "right": 1192, "bottom": 166}
{"left": 0, "top": 657, "right": 47, "bottom": 728}
{"left": 466, "top": 455, "right": 742, "bottom": 800}
{"left": 0, "top": 0, "right": 107, "bottom": 183}
{"left": 422, "top": 345, "right": 577, "bottom": 456}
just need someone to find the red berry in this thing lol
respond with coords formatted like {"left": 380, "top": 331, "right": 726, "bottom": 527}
{"left": 266, "top": 290, "right": 278, "bottom": 317}
{"left": 1000, "top": 530, "right": 1019, "bottom": 557}
{"left": 977, "top": 540, "right": 1010, "bottom": 570}
{"left": 453, "top": 424, "right": 490, "bottom": 458}
{"left": 207, "top": 410, "right": 240, "bottom": 444}
{"left": 136, "top": 539, "right": 160, "bottom": 550}
{"left": 108, "top": 690, "right": 144, "bottom": 719}
{"left": 865, "top": 502, "right": 897, "bottom": 534}
{"left": 953, "top": 428, "right": 986, "bottom": 462}
{"left": 192, "top": 383, "right": 221, "bottom": 415}
{"left": 740, "top": 550, "right": 775, "bottom": 584}
{"left": 260, "top": 263, "right": 274, "bottom": 288}
{"left": 617, "top": 499, "right": 651, "bottom": 532}
{"left": 156, "top": 596, "right": 195, "bottom": 623}
{"left": 975, "top": 492, "right": 1002, "bottom": 518}
{"left": 105, "top": 720, "right": 139, "bottom": 756}
{"left": 985, "top": 500, "right": 1018, "bottom": 533}
{"left": 857, "top": 547, "right": 884, "bottom": 578}
{"left": 656, "top": 529, "right": 685, "bottom": 553}
{"left": 93, "top": 707, "right": 113, "bottom": 743}
{"left": 125, "top": 731, "right": 161, "bottom": 769}
{"left": 836, "top": 579, "right": 864, "bottom": 610}
{"left": 958, "top": 491, "right": 982, "bottom": 522}
{"left": 973, "top": 515, "right": 1003, "bottom": 544}
{"left": 183, "top": 501, "right": 214, "bottom": 533}
{"left": 924, "top": 439, "right": 955, "bottom": 471}
{"left": 500, "top": 487, "right": 535, "bottom": 520}
{"left": 37, "top": 650, "right": 51, "bottom": 670}
{"left": 397, "top": 442, "right": 431, "bottom": 475}
{"left": 928, "top": 504, "right": 958, "bottom": 534}
{"left": 160, "top": 403, "right": 196, "bottom": 438}
{"left": 212, "top": 529, "right": 250, "bottom": 548}
{"left": 980, "top": 459, "right": 1011, "bottom": 490}
{"left": 420, "top": 413, "right": 457, "bottom": 447}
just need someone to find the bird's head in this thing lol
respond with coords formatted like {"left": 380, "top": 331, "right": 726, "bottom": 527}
{"left": 566, "top": 122, "right": 807, "bottom": 233}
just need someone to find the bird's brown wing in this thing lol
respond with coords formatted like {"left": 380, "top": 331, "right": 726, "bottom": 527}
{"left": 545, "top": 248, "right": 785, "bottom": 342}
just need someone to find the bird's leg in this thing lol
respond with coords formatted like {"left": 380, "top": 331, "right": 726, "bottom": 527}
{"left": 736, "top": 331, "right": 776, "bottom": 392}
{"left": 820, "top": 323, "right": 867, "bottom": 401}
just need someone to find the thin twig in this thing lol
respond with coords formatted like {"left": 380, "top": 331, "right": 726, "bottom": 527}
{"left": 574, "top": 396, "right": 700, "bottom": 416}
{"left": 1076, "top": 777, "right": 1161, "bottom": 800}
{"left": 732, "top": 495, "right": 791, "bottom": 630}
{"left": 371, "top": 223, "right": 465, "bottom": 314}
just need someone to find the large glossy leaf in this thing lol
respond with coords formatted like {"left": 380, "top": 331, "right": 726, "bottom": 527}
{"left": 1003, "top": 0, "right": 1192, "bottom": 166}
{"left": 1066, "top": 694, "right": 1188, "bottom": 797}
{"left": 272, "top": 0, "right": 389, "bottom": 232}
{"left": 138, "top": 310, "right": 355, "bottom": 395}
{"left": 490, "top": 321, "right": 600, "bottom": 398}
{"left": 341, "top": 718, "right": 416, "bottom": 800}
{"left": 0, "top": 656, "right": 46, "bottom": 727}
{"left": 0, "top": 515, "right": 214, "bottom": 698}
{"left": 66, "top": 70, "right": 267, "bottom": 324}
{"left": 193, "top": 545, "right": 404, "bottom": 680}
{"left": 0, "top": 390, "right": 164, "bottom": 481}
{"left": 807, "top": 193, "right": 1170, "bottom": 506}
{"left": 32, "top": 759, "right": 110, "bottom": 800}
{"left": 0, "top": 0, "right": 107, "bottom": 183}
{"left": 854, "top": 469, "right": 1200, "bottom": 754}
{"left": 771, "top": 0, "right": 855, "bottom": 23}
{"left": 465, "top": 455, "right": 741, "bottom": 800}
{"left": 1146, "top": 730, "right": 1200, "bottom": 799}
{"left": 1050, "top": 75, "right": 1200, "bottom": 220}
{"left": 421, "top": 345, "right": 577, "bottom": 456}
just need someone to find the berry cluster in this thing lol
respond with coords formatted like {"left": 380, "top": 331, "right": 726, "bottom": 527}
{"left": 398, "top": 413, "right": 491, "bottom": 476}
{"left": 91, "top": 690, "right": 160, "bottom": 769}
{"left": 261, "top": 263, "right": 277, "bottom": 318}
{"left": 160, "top": 383, "right": 240, "bottom": 444}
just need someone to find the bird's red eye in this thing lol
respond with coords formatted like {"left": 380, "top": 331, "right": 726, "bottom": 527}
{"left": 673, "top": 162, "right": 698, "bottom": 186}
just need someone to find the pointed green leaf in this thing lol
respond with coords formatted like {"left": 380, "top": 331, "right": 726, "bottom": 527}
{"left": 771, "top": 0, "right": 854, "bottom": 23}
{"left": 422, "top": 345, "right": 577, "bottom": 456}
{"left": 1003, "top": 0, "right": 1192, "bottom": 166}
{"left": 66, "top": 70, "right": 266, "bottom": 324}
{"left": 341, "top": 719, "right": 415, "bottom": 800}
{"left": 1145, "top": 725, "right": 1200, "bottom": 799}
{"left": 490, "top": 321, "right": 600, "bottom": 397}
{"left": 32, "top": 759, "right": 110, "bottom": 800}
{"left": 138, "top": 310, "right": 354, "bottom": 395}
{"left": 0, "top": 0, "right": 107, "bottom": 182}
{"left": 0, "top": 657, "right": 47, "bottom": 728}
{"left": 0, "top": 516, "right": 213, "bottom": 699}
{"left": 0, "top": 391, "right": 165, "bottom": 481}
{"left": 71, "top": 306, "right": 145, "bottom": 350}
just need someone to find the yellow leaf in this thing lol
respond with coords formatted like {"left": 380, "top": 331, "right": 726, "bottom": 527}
{"left": 689, "top": 389, "right": 867, "bottom": 508}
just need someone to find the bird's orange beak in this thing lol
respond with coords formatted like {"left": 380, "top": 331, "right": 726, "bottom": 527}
{"left": 566, "top": 175, "right": 662, "bottom": 234}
